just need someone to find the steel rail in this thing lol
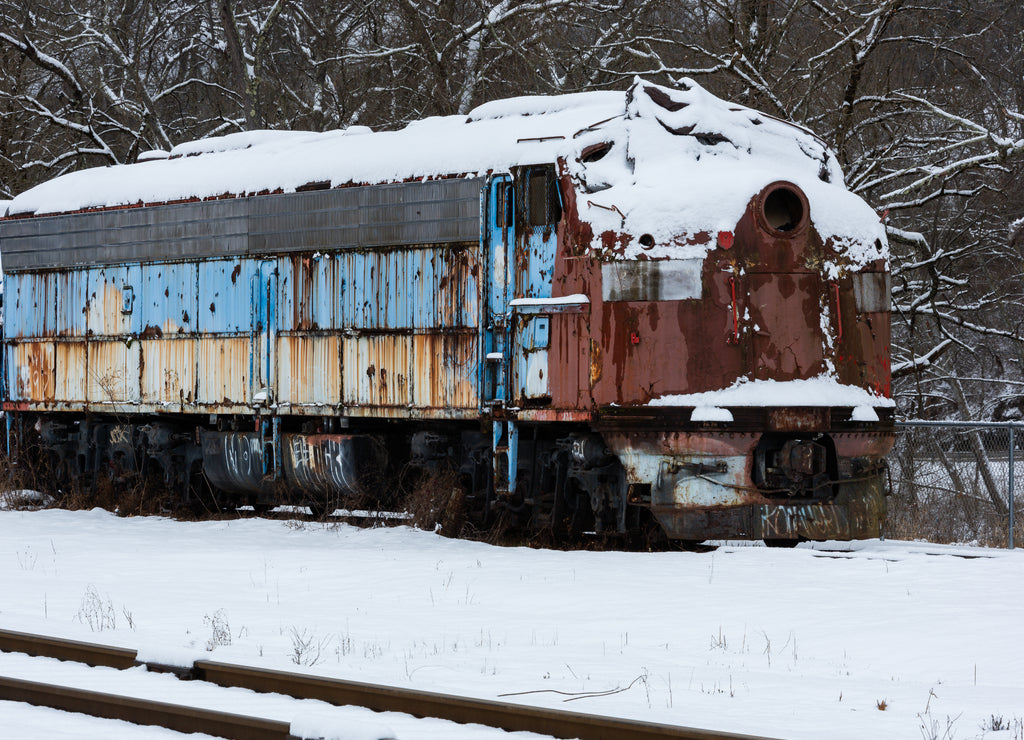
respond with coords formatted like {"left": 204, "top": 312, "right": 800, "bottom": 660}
{"left": 0, "top": 675, "right": 300, "bottom": 740}
{"left": 0, "top": 628, "right": 782, "bottom": 740}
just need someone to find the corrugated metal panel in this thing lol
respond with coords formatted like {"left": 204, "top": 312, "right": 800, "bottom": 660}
{"left": 198, "top": 259, "right": 255, "bottom": 333}
{"left": 5, "top": 272, "right": 57, "bottom": 338}
{"left": 8, "top": 341, "right": 55, "bottom": 402}
{"left": 248, "top": 179, "right": 482, "bottom": 254}
{"left": 56, "top": 270, "right": 89, "bottom": 337}
{"left": 86, "top": 265, "right": 143, "bottom": 337}
{"left": 140, "top": 338, "right": 195, "bottom": 404}
{"left": 277, "top": 335, "right": 340, "bottom": 405}
{"left": 331, "top": 246, "right": 481, "bottom": 332}
{"left": 436, "top": 246, "right": 480, "bottom": 328}
{"left": 1, "top": 179, "right": 483, "bottom": 272}
{"left": 343, "top": 335, "right": 411, "bottom": 407}
{"left": 408, "top": 249, "right": 432, "bottom": 328}
{"left": 197, "top": 337, "right": 250, "bottom": 405}
{"left": 0, "top": 199, "right": 249, "bottom": 272}
{"left": 87, "top": 340, "right": 141, "bottom": 403}
{"left": 55, "top": 342, "right": 86, "bottom": 403}
{"left": 140, "top": 262, "right": 198, "bottom": 335}
{"left": 412, "top": 333, "right": 478, "bottom": 409}
{"left": 277, "top": 254, "right": 336, "bottom": 331}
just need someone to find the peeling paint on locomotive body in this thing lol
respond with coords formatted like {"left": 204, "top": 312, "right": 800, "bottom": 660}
{"left": 1, "top": 180, "right": 485, "bottom": 419}
{"left": 560, "top": 173, "right": 893, "bottom": 540}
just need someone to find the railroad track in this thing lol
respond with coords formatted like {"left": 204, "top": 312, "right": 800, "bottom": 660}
{"left": 0, "top": 628, "right": 781, "bottom": 740}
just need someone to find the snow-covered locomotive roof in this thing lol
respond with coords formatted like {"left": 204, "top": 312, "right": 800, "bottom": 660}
{"left": 4, "top": 78, "right": 886, "bottom": 264}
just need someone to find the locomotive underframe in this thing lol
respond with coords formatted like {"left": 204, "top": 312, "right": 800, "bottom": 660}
{"left": 10, "top": 403, "right": 892, "bottom": 543}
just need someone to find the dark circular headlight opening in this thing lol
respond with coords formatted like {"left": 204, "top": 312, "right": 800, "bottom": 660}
{"left": 759, "top": 183, "right": 808, "bottom": 236}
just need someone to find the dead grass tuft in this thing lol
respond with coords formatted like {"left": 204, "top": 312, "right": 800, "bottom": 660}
{"left": 402, "top": 466, "right": 468, "bottom": 538}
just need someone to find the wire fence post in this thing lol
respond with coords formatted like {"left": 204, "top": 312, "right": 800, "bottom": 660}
{"left": 1010, "top": 425, "right": 1015, "bottom": 550}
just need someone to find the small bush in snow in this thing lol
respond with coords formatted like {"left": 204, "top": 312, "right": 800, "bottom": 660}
{"left": 204, "top": 609, "right": 231, "bottom": 651}
{"left": 290, "top": 627, "right": 330, "bottom": 666}
{"left": 76, "top": 585, "right": 117, "bottom": 632}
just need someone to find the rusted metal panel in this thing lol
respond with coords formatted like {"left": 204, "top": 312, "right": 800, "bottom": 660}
{"left": 197, "top": 337, "right": 250, "bottom": 405}
{"left": 832, "top": 431, "right": 896, "bottom": 458}
{"left": 86, "top": 265, "right": 143, "bottom": 337}
{"left": 767, "top": 408, "right": 830, "bottom": 432}
{"left": 343, "top": 335, "right": 411, "bottom": 407}
{"left": 277, "top": 335, "right": 340, "bottom": 406}
{"left": 513, "top": 313, "right": 549, "bottom": 401}
{"left": 337, "top": 247, "right": 480, "bottom": 332}
{"left": 852, "top": 271, "right": 891, "bottom": 313}
{"left": 140, "top": 338, "right": 195, "bottom": 405}
{"left": 606, "top": 430, "right": 759, "bottom": 508}
{"left": 411, "top": 333, "right": 478, "bottom": 409}
{"left": 601, "top": 259, "right": 702, "bottom": 302}
{"left": 5, "top": 272, "right": 57, "bottom": 338}
{"left": 340, "top": 250, "right": 376, "bottom": 330}
{"left": 436, "top": 247, "right": 480, "bottom": 329}
{"left": 408, "top": 249, "right": 438, "bottom": 329}
{"left": 198, "top": 259, "right": 256, "bottom": 334}
{"left": 8, "top": 341, "right": 55, "bottom": 402}
{"left": 140, "top": 262, "right": 197, "bottom": 336}
{"left": 87, "top": 340, "right": 141, "bottom": 404}
{"left": 54, "top": 341, "right": 87, "bottom": 403}
{"left": 747, "top": 272, "right": 825, "bottom": 381}
{"left": 836, "top": 268, "right": 892, "bottom": 398}
{"left": 278, "top": 254, "right": 336, "bottom": 331}
{"left": 56, "top": 270, "right": 89, "bottom": 337}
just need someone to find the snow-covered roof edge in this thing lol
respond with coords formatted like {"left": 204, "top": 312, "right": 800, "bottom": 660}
{"left": 3, "top": 79, "right": 887, "bottom": 270}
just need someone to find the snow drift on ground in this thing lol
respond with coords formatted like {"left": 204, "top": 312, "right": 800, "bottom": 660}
{"left": 1, "top": 508, "right": 1022, "bottom": 739}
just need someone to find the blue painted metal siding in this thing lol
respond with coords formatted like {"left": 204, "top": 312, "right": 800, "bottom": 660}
{"left": 198, "top": 259, "right": 256, "bottom": 334}
{"left": 2, "top": 180, "right": 487, "bottom": 415}
{"left": 140, "top": 262, "right": 197, "bottom": 335}
{"left": 6, "top": 272, "right": 57, "bottom": 338}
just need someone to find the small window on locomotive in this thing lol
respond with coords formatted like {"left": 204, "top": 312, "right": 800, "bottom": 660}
{"left": 495, "top": 182, "right": 514, "bottom": 228}
{"left": 527, "top": 168, "right": 562, "bottom": 226}
{"left": 504, "top": 182, "right": 514, "bottom": 228}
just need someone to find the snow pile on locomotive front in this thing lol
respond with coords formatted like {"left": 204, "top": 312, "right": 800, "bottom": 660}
{"left": 567, "top": 79, "right": 887, "bottom": 265}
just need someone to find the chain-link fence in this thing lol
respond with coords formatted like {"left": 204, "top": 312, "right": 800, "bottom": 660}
{"left": 889, "top": 421, "right": 1021, "bottom": 548}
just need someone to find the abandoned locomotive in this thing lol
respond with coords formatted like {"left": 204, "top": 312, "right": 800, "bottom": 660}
{"left": 0, "top": 78, "right": 893, "bottom": 543}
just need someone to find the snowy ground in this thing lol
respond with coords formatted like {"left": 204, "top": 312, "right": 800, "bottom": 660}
{"left": 1, "top": 508, "right": 1022, "bottom": 740}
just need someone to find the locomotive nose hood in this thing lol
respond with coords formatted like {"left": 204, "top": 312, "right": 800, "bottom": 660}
{"left": 569, "top": 78, "right": 888, "bottom": 270}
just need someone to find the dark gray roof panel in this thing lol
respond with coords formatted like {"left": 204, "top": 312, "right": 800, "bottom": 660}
{"left": 0, "top": 178, "right": 483, "bottom": 272}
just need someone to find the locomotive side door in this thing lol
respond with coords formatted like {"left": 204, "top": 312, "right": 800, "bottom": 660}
{"left": 510, "top": 165, "right": 561, "bottom": 404}
{"left": 250, "top": 260, "right": 278, "bottom": 406}
{"left": 482, "top": 175, "right": 515, "bottom": 406}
